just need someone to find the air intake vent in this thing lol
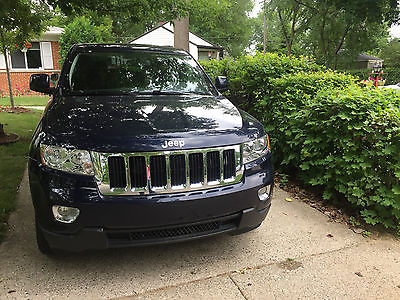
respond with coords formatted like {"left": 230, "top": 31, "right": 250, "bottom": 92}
{"left": 170, "top": 154, "right": 186, "bottom": 186}
{"left": 150, "top": 155, "right": 167, "bottom": 187}
{"left": 189, "top": 153, "right": 204, "bottom": 184}
{"left": 207, "top": 151, "right": 220, "bottom": 182}
{"left": 108, "top": 156, "right": 126, "bottom": 188}
{"left": 223, "top": 149, "right": 236, "bottom": 179}
{"left": 129, "top": 156, "right": 147, "bottom": 188}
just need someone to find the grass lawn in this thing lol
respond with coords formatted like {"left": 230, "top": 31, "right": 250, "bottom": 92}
{"left": 0, "top": 96, "right": 50, "bottom": 107}
{"left": 0, "top": 111, "right": 42, "bottom": 242}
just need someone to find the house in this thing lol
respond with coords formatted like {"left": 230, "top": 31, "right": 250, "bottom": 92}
{"left": 357, "top": 54, "right": 384, "bottom": 69}
{"left": 0, "top": 27, "right": 63, "bottom": 97}
{"left": 130, "top": 22, "right": 223, "bottom": 61}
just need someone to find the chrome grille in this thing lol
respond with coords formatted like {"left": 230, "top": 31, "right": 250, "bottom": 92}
{"left": 92, "top": 145, "right": 243, "bottom": 195}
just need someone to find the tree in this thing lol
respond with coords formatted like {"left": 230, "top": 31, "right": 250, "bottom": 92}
{"left": 250, "top": 9, "right": 287, "bottom": 54}
{"left": 294, "top": 0, "right": 399, "bottom": 69}
{"left": 381, "top": 38, "right": 400, "bottom": 68}
{"left": 0, "top": 0, "right": 44, "bottom": 109}
{"left": 268, "top": 0, "right": 312, "bottom": 56}
{"left": 47, "top": 0, "right": 188, "bottom": 43}
{"left": 189, "top": 0, "right": 254, "bottom": 57}
{"left": 58, "top": 16, "right": 113, "bottom": 61}
{"left": 259, "top": 0, "right": 399, "bottom": 69}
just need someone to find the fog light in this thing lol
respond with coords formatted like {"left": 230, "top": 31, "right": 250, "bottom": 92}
{"left": 258, "top": 184, "right": 272, "bottom": 201}
{"left": 52, "top": 205, "right": 80, "bottom": 223}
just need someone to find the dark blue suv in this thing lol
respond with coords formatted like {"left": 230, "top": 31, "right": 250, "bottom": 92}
{"left": 28, "top": 44, "right": 273, "bottom": 254}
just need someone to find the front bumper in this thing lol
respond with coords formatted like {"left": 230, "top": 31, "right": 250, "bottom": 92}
{"left": 40, "top": 204, "right": 271, "bottom": 252}
{"left": 29, "top": 154, "right": 273, "bottom": 252}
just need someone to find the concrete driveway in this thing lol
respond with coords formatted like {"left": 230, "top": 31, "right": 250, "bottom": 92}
{"left": 1, "top": 170, "right": 399, "bottom": 299}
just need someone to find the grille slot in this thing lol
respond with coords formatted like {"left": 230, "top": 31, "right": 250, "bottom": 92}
{"left": 223, "top": 149, "right": 236, "bottom": 179}
{"left": 150, "top": 155, "right": 167, "bottom": 187}
{"left": 170, "top": 154, "right": 186, "bottom": 186}
{"left": 129, "top": 156, "right": 147, "bottom": 188}
{"left": 189, "top": 153, "right": 204, "bottom": 184}
{"left": 108, "top": 156, "right": 126, "bottom": 188}
{"left": 207, "top": 151, "right": 220, "bottom": 182}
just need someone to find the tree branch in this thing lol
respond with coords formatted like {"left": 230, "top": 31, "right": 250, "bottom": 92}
{"left": 293, "top": 0, "right": 319, "bottom": 13}
{"left": 320, "top": 8, "right": 329, "bottom": 57}
{"left": 333, "top": 24, "right": 352, "bottom": 69}
{"left": 277, "top": 8, "right": 290, "bottom": 54}
{"left": 335, "top": 24, "right": 351, "bottom": 55}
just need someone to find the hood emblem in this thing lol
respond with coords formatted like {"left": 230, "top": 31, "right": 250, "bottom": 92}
{"left": 162, "top": 140, "right": 185, "bottom": 149}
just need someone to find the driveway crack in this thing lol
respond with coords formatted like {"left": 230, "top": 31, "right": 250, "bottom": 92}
{"left": 228, "top": 273, "right": 248, "bottom": 300}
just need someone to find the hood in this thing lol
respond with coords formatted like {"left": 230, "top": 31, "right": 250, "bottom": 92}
{"left": 40, "top": 94, "right": 264, "bottom": 152}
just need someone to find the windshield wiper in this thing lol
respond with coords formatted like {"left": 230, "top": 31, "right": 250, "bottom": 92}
{"left": 69, "top": 90, "right": 139, "bottom": 96}
{"left": 138, "top": 90, "right": 212, "bottom": 96}
{"left": 69, "top": 90, "right": 213, "bottom": 96}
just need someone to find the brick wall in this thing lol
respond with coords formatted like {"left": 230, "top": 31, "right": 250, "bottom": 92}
{"left": 51, "top": 41, "right": 62, "bottom": 70}
{"left": 0, "top": 41, "right": 62, "bottom": 97}
{"left": 0, "top": 71, "right": 60, "bottom": 97}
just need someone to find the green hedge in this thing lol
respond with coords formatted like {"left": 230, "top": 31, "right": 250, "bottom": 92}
{"left": 257, "top": 77, "right": 400, "bottom": 230}
{"left": 254, "top": 71, "right": 359, "bottom": 164}
{"left": 341, "top": 69, "right": 371, "bottom": 81}
{"left": 202, "top": 54, "right": 400, "bottom": 231}
{"left": 201, "top": 53, "right": 322, "bottom": 111}
{"left": 341, "top": 68, "right": 400, "bottom": 85}
{"left": 384, "top": 67, "right": 400, "bottom": 85}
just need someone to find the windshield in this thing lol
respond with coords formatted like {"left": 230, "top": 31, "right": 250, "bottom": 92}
{"left": 68, "top": 50, "right": 215, "bottom": 95}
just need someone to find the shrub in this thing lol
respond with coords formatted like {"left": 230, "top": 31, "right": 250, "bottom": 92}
{"left": 290, "top": 87, "right": 399, "bottom": 230}
{"left": 253, "top": 71, "right": 358, "bottom": 164}
{"left": 384, "top": 67, "right": 400, "bottom": 85}
{"left": 203, "top": 54, "right": 400, "bottom": 231}
{"left": 342, "top": 68, "right": 400, "bottom": 85}
{"left": 200, "top": 52, "right": 322, "bottom": 110}
{"left": 341, "top": 69, "right": 371, "bottom": 81}
{"left": 263, "top": 76, "right": 400, "bottom": 231}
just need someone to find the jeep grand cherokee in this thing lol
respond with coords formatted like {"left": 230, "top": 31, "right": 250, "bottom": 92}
{"left": 28, "top": 44, "right": 273, "bottom": 254}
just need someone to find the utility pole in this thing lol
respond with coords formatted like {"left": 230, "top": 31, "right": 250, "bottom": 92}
{"left": 263, "top": 0, "right": 267, "bottom": 54}
{"left": 174, "top": 13, "right": 189, "bottom": 52}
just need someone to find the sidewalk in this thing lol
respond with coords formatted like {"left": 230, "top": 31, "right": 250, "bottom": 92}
{"left": 23, "top": 106, "right": 45, "bottom": 111}
{"left": 0, "top": 170, "right": 399, "bottom": 299}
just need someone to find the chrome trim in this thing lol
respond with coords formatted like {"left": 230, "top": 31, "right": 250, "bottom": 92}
{"left": 92, "top": 145, "right": 243, "bottom": 196}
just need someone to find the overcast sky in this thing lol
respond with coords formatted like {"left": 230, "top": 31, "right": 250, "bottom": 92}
{"left": 250, "top": 1, "right": 400, "bottom": 38}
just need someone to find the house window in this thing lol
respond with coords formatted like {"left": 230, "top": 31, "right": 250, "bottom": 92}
{"left": 10, "top": 42, "right": 42, "bottom": 69}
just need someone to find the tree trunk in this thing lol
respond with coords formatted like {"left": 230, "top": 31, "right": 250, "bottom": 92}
{"left": 0, "top": 32, "right": 14, "bottom": 109}
{"left": 320, "top": 10, "right": 328, "bottom": 59}
{"left": 277, "top": 9, "right": 291, "bottom": 55}
{"left": 288, "top": 4, "right": 300, "bottom": 56}
{"left": 333, "top": 25, "right": 351, "bottom": 70}
{"left": 4, "top": 50, "right": 14, "bottom": 109}
{"left": 263, "top": 0, "right": 267, "bottom": 54}
{"left": 0, "top": 123, "right": 5, "bottom": 137}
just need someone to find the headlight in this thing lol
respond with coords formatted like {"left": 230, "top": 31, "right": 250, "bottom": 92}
{"left": 242, "top": 135, "right": 270, "bottom": 164}
{"left": 40, "top": 144, "right": 94, "bottom": 175}
{"left": 52, "top": 205, "right": 80, "bottom": 223}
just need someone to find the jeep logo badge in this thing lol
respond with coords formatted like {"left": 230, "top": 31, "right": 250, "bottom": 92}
{"left": 161, "top": 140, "right": 185, "bottom": 149}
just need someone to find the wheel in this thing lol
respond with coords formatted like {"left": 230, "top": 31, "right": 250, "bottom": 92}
{"left": 35, "top": 219, "right": 53, "bottom": 255}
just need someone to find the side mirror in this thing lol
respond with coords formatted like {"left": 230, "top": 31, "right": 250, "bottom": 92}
{"left": 215, "top": 76, "right": 229, "bottom": 92}
{"left": 30, "top": 74, "right": 54, "bottom": 94}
